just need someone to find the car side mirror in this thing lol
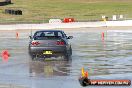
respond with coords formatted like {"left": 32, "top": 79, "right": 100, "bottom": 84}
{"left": 67, "top": 36, "right": 73, "bottom": 39}
{"left": 29, "top": 36, "right": 32, "bottom": 39}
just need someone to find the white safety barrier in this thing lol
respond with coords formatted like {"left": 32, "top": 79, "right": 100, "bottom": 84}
{"left": 49, "top": 19, "right": 62, "bottom": 24}
{"left": 1, "top": 20, "right": 132, "bottom": 30}
{"left": 106, "top": 20, "right": 132, "bottom": 26}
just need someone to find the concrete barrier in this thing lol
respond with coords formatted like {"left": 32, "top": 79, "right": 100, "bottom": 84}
{"left": 106, "top": 20, "right": 132, "bottom": 26}
{"left": 49, "top": 19, "right": 62, "bottom": 24}
{"left": 0, "top": 20, "right": 132, "bottom": 30}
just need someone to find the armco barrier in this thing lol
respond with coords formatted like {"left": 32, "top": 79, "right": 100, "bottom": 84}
{"left": 63, "top": 18, "right": 75, "bottom": 23}
{"left": 5, "top": 9, "right": 22, "bottom": 15}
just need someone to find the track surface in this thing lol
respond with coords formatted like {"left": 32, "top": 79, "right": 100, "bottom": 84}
{"left": 0, "top": 28, "right": 132, "bottom": 88}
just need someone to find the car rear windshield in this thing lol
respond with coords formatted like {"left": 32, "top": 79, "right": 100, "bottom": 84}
{"left": 33, "top": 31, "right": 64, "bottom": 40}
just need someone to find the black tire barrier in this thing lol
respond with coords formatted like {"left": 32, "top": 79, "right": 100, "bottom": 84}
{"left": 5, "top": 0, "right": 11, "bottom": 4}
{"left": 0, "top": 0, "right": 11, "bottom": 6}
{"left": 5, "top": 9, "right": 22, "bottom": 15}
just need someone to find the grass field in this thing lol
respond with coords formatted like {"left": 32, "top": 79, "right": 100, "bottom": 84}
{"left": 0, "top": 0, "right": 132, "bottom": 23}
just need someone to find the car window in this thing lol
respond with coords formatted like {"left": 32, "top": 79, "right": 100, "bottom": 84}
{"left": 34, "top": 32, "right": 42, "bottom": 37}
{"left": 33, "top": 31, "right": 64, "bottom": 40}
{"left": 62, "top": 32, "right": 67, "bottom": 38}
{"left": 58, "top": 32, "right": 63, "bottom": 37}
{"left": 45, "top": 32, "right": 54, "bottom": 36}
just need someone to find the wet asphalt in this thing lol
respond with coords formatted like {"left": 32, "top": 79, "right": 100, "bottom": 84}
{"left": 0, "top": 28, "right": 132, "bottom": 88}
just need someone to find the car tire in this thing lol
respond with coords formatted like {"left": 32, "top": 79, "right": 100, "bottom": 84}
{"left": 63, "top": 52, "right": 70, "bottom": 60}
{"left": 69, "top": 47, "right": 72, "bottom": 55}
{"left": 64, "top": 55, "right": 69, "bottom": 60}
{"left": 31, "top": 54, "right": 38, "bottom": 61}
{"left": 31, "top": 55, "right": 35, "bottom": 60}
{"left": 63, "top": 47, "right": 72, "bottom": 60}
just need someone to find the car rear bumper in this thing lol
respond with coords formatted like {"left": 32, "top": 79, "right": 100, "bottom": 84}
{"left": 29, "top": 46, "right": 67, "bottom": 55}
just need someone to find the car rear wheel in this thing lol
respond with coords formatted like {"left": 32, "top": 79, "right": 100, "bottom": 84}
{"left": 69, "top": 47, "right": 72, "bottom": 55}
{"left": 31, "top": 54, "right": 37, "bottom": 60}
{"left": 63, "top": 52, "right": 71, "bottom": 60}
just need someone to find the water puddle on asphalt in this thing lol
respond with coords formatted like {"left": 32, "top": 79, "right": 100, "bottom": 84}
{"left": 0, "top": 30, "right": 132, "bottom": 88}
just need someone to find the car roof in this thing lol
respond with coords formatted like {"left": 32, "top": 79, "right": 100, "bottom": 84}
{"left": 35, "top": 30, "right": 64, "bottom": 32}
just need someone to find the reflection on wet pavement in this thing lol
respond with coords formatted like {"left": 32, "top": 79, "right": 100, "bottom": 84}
{"left": 71, "top": 31, "right": 132, "bottom": 76}
{"left": 0, "top": 29, "right": 132, "bottom": 88}
{"left": 29, "top": 60, "right": 71, "bottom": 77}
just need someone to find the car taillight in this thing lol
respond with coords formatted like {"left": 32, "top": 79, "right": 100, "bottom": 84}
{"left": 31, "top": 41, "right": 40, "bottom": 46}
{"left": 56, "top": 41, "right": 64, "bottom": 45}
